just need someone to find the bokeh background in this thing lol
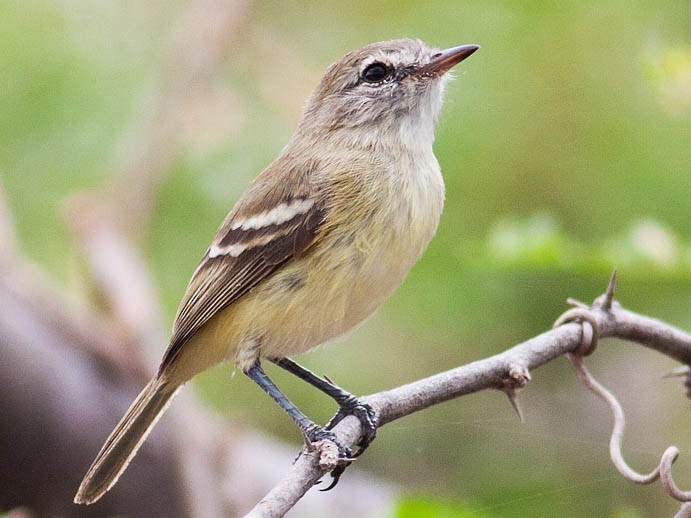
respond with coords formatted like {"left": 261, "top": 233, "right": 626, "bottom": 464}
{"left": 1, "top": 0, "right": 690, "bottom": 517}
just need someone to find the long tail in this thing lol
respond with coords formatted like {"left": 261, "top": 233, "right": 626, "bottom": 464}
{"left": 74, "top": 377, "right": 179, "bottom": 505}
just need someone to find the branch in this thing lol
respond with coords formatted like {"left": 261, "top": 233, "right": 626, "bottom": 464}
{"left": 249, "top": 277, "right": 691, "bottom": 517}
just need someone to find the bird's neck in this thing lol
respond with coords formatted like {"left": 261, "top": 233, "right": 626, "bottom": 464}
{"left": 291, "top": 119, "right": 437, "bottom": 158}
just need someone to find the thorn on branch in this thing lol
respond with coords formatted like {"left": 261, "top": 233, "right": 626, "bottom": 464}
{"left": 664, "top": 366, "right": 690, "bottom": 378}
{"left": 554, "top": 273, "right": 621, "bottom": 356}
{"left": 499, "top": 364, "right": 531, "bottom": 423}
{"left": 588, "top": 270, "right": 619, "bottom": 313}
{"left": 563, "top": 271, "right": 618, "bottom": 331}
{"left": 663, "top": 365, "right": 691, "bottom": 400}
{"left": 504, "top": 390, "right": 525, "bottom": 423}
{"left": 601, "top": 270, "right": 617, "bottom": 311}
{"left": 301, "top": 431, "right": 318, "bottom": 453}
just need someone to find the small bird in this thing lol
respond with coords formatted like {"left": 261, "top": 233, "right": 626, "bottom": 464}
{"left": 75, "top": 38, "right": 479, "bottom": 504}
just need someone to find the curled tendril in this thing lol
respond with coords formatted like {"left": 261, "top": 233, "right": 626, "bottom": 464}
{"left": 553, "top": 274, "right": 691, "bottom": 505}
{"left": 674, "top": 502, "right": 691, "bottom": 518}
{"left": 568, "top": 354, "right": 690, "bottom": 502}
{"left": 569, "top": 354, "right": 660, "bottom": 482}
{"left": 553, "top": 307, "right": 599, "bottom": 356}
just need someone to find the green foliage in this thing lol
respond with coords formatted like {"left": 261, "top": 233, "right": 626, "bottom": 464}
{"left": 486, "top": 212, "right": 691, "bottom": 273}
{"left": 395, "top": 496, "right": 490, "bottom": 518}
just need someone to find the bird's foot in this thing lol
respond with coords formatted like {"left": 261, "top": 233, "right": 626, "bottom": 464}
{"left": 303, "top": 425, "right": 354, "bottom": 491}
{"left": 325, "top": 394, "right": 378, "bottom": 456}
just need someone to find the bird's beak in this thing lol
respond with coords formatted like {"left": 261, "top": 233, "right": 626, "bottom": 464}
{"left": 419, "top": 44, "right": 480, "bottom": 76}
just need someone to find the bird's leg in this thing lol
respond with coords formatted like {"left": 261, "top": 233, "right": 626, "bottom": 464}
{"left": 245, "top": 361, "right": 316, "bottom": 432}
{"left": 272, "top": 357, "right": 378, "bottom": 455}
{"left": 244, "top": 360, "right": 353, "bottom": 489}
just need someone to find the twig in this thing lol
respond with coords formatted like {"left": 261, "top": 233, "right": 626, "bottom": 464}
{"left": 248, "top": 276, "right": 691, "bottom": 517}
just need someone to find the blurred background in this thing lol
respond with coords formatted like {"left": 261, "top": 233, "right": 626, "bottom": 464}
{"left": 1, "top": 0, "right": 689, "bottom": 517}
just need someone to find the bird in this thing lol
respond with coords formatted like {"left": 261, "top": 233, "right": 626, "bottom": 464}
{"left": 74, "top": 38, "right": 479, "bottom": 505}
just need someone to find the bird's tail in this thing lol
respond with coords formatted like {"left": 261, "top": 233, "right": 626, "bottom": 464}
{"left": 74, "top": 377, "right": 179, "bottom": 505}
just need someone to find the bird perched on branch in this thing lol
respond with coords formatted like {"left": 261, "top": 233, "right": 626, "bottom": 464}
{"left": 75, "top": 38, "right": 479, "bottom": 504}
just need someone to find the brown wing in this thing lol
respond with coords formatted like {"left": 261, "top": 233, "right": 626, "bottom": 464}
{"left": 159, "top": 162, "right": 326, "bottom": 372}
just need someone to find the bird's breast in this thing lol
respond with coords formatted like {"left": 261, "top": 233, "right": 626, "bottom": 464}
{"left": 196, "top": 149, "right": 446, "bottom": 371}
{"left": 252, "top": 151, "right": 444, "bottom": 359}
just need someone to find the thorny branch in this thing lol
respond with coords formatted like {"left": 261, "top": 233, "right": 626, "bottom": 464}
{"left": 248, "top": 272, "right": 691, "bottom": 518}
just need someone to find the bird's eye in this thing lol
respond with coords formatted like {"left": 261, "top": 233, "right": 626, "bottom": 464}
{"left": 361, "top": 62, "right": 391, "bottom": 83}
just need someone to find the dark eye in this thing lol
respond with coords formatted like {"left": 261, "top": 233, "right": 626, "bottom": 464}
{"left": 362, "top": 62, "right": 391, "bottom": 83}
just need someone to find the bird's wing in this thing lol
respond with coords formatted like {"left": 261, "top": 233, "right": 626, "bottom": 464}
{"left": 159, "top": 165, "right": 326, "bottom": 372}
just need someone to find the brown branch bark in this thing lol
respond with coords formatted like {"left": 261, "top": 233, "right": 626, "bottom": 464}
{"left": 248, "top": 295, "right": 691, "bottom": 517}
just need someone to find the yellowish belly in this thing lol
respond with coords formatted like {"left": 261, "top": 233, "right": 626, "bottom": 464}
{"left": 172, "top": 221, "right": 430, "bottom": 379}
{"left": 168, "top": 159, "right": 444, "bottom": 380}
{"left": 241, "top": 231, "right": 419, "bottom": 359}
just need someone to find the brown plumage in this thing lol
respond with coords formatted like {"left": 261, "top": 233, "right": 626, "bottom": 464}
{"left": 75, "top": 39, "right": 478, "bottom": 505}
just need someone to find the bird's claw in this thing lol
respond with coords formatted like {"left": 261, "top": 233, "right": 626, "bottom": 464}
{"left": 303, "top": 394, "right": 378, "bottom": 490}
{"left": 304, "top": 425, "right": 353, "bottom": 491}
{"left": 321, "top": 464, "right": 347, "bottom": 491}
{"left": 326, "top": 396, "right": 378, "bottom": 456}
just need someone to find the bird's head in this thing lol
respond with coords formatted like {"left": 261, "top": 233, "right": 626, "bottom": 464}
{"left": 297, "top": 39, "right": 479, "bottom": 149}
